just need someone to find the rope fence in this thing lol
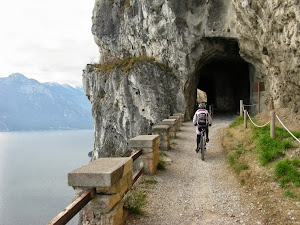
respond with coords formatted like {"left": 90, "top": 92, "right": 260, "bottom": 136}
{"left": 246, "top": 111, "right": 270, "bottom": 128}
{"left": 276, "top": 115, "right": 300, "bottom": 144}
{"left": 241, "top": 99, "right": 300, "bottom": 145}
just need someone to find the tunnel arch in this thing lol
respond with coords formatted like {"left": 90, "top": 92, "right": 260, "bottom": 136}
{"left": 184, "top": 38, "right": 253, "bottom": 119}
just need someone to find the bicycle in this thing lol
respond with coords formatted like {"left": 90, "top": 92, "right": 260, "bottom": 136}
{"left": 197, "top": 126, "right": 206, "bottom": 161}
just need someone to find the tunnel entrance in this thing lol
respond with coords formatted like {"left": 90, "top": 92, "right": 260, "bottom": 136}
{"left": 182, "top": 38, "right": 252, "bottom": 118}
{"left": 197, "top": 59, "right": 250, "bottom": 113}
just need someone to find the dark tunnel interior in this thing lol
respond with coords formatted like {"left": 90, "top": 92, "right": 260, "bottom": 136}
{"left": 197, "top": 59, "right": 250, "bottom": 114}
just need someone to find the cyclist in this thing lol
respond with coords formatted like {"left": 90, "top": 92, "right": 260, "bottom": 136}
{"left": 193, "top": 103, "right": 212, "bottom": 152}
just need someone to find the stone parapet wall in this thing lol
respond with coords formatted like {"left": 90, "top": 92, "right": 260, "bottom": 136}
{"left": 66, "top": 113, "right": 183, "bottom": 225}
{"left": 68, "top": 158, "right": 133, "bottom": 225}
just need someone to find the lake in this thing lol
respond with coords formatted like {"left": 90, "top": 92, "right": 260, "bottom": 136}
{"left": 0, "top": 130, "right": 94, "bottom": 225}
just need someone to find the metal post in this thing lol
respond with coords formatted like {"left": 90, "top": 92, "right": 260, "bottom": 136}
{"left": 270, "top": 111, "right": 275, "bottom": 138}
{"left": 240, "top": 100, "right": 243, "bottom": 116}
{"left": 244, "top": 110, "right": 247, "bottom": 128}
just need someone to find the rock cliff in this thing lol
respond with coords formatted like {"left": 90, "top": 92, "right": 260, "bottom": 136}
{"left": 84, "top": 0, "right": 299, "bottom": 157}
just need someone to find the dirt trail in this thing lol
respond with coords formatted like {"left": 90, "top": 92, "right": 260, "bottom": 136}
{"left": 126, "top": 115, "right": 264, "bottom": 225}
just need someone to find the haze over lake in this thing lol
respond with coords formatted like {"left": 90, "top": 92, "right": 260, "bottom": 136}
{"left": 0, "top": 129, "right": 93, "bottom": 225}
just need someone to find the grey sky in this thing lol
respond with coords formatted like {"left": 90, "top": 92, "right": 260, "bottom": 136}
{"left": 0, "top": 0, "right": 99, "bottom": 87}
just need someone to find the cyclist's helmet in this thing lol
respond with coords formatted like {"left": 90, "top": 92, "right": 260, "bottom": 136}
{"left": 198, "top": 103, "right": 206, "bottom": 109}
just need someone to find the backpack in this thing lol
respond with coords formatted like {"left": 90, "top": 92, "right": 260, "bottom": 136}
{"left": 197, "top": 110, "right": 208, "bottom": 126}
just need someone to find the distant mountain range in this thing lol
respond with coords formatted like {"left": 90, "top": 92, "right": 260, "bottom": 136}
{"left": 0, "top": 73, "right": 93, "bottom": 131}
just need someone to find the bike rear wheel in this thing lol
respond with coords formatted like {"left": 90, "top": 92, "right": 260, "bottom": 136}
{"left": 200, "top": 131, "right": 205, "bottom": 161}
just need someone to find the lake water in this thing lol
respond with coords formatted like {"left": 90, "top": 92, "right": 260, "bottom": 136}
{"left": 0, "top": 130, "right": 94, "bottom": 225}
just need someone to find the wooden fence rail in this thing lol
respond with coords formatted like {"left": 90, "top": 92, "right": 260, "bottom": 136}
{"left": 48, "top": 149, "right": 145, "bottom": 225}
{"left": 47, "top": 189, "right": 94, "bottom": 225}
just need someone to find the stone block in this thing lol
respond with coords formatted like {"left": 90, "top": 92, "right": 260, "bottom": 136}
{"left": 129, "top": 135, "right": 160, "bottom": 148}
{"left": 100, "top": 201, "right": 124, "bottom": 225}
{"left": 169, "top": 116, "right": 180, "bottom": 130}
{"left": 68, "top": 157, "right": 132, "bottom": 188}
{"left": 152, "top": 125, "right": 171, "bottom": 150}
{"left": 161, "top": 119, "right": 177, "bottom": 139}
{"left": 96, "top": 171, "right": 132, "bottom": 195}
{"left": 129, "top": 135, "right": 160, "bottom": 175}
{"left": 89, "top": 193, "right": 121, "bottom": 214}
{"left": 173, "top": 113, "right": 184, "bottom": 122}
{"left": 83, "top": 201, "right": 124, "bottom": 225}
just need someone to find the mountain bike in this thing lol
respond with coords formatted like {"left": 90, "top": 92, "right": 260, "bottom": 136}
{"left": 197, "top": 126, "right": 206, "bottom": 161}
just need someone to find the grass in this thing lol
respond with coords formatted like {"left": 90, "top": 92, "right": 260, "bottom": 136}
{"left": 141, "top": 178, "right": 158, "bottom": 185}
{"left": 252, "top": 126, "right": 296, "bottom": 165}
{"left": 229, "top": 116, "right": 243, "bottom": 128}
{"left": 123, "top": 189, "right": 148, "bottom": 215}
{"left": 227, "top": 144, "right": 249, "bottom": 174}
{"left": 157, "top": 159, "right": 167, "bottom": 170}
{"left": 284, "top": 189, "right": 297, "bottom": 199}
{"left": 224, "top": 115, "right": 300, "bottom": 200}
{"left": 94, "top": 56, "right": 173, "bottom": 75}
{"left": 275, "top": 159, "right": 300, "bottom": 188}
{"left": 240, "top": 179, "right": 246, "bottom": 185}
{"left": 123, "top": 176, "right": 157, "bottom": 215}
{"left": 171, "top": 141, "right": 177, "bottom": 146}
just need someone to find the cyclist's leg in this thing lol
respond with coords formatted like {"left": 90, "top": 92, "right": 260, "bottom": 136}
{"left": 206, "top": 126, "right": 209, "bottom": 142}
{"left": 196, "top": 134, "right": 200, "bottom": 152}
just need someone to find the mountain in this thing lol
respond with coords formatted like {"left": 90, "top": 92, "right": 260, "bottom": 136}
{"left": 0, "top": 73, "right": 93, "bottom": 131}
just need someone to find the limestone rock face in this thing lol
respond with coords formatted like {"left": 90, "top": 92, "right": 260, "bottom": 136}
{"left": 232, "top": 0, "right": 299, "bottom": 109}
{"left": 83, "top": 62, "right": 179, "bottom": 157}
{"left": 84, "top": 0, "right": 299, "bottom": 157}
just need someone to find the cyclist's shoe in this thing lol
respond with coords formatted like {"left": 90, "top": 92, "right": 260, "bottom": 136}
{"left": 206, "top": 138, "right": 209, "bottom": 143}
{"left": 195, "top": 148, "right": 199, "bottom": 153}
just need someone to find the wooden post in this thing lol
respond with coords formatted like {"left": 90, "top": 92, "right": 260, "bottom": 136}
{"left": 240, "top": 100, "right": 243, "bottom": 116}
{"left": 270, "top": 111, "right": 275, "bottom": 138}
{"left": 244, "top": 110, "right": 247, "bottom": 128}
{"left": 270, "top": 97, "right": 274, "bottom": 110}
{"left": 258, "top": 83, "right": 260, "bottom": 113}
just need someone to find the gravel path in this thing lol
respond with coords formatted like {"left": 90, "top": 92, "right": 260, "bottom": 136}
{"left": 126, "top": 115, "right": 262, "bottom": 225}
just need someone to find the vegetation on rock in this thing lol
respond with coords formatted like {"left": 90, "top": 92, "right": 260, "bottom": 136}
{"left": 94, "top": 56, "right": 173, "bottom": 75}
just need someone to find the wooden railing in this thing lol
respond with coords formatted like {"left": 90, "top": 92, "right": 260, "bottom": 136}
{"left": 47, "top": 189, "right": 94, "bottom": 225}
{"left": 131, "top": 149, "right": 144, "bottom": 184}
{"left": 48, "top": 149, "right": 145, "bottom": 225}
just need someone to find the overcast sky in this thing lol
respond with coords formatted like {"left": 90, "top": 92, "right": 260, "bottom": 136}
{"left": 0, "top": 0, "right": 99, "bottom": 87}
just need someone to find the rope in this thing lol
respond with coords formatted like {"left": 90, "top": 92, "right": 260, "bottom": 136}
{"left": 246, "top": 111, "right": 271, "bottom": 128}
{"left": 276, "top": 115, "right": 300, "bottom": 144}
{"left": 244, "top": 104, "right": 258, "bottom": 107}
